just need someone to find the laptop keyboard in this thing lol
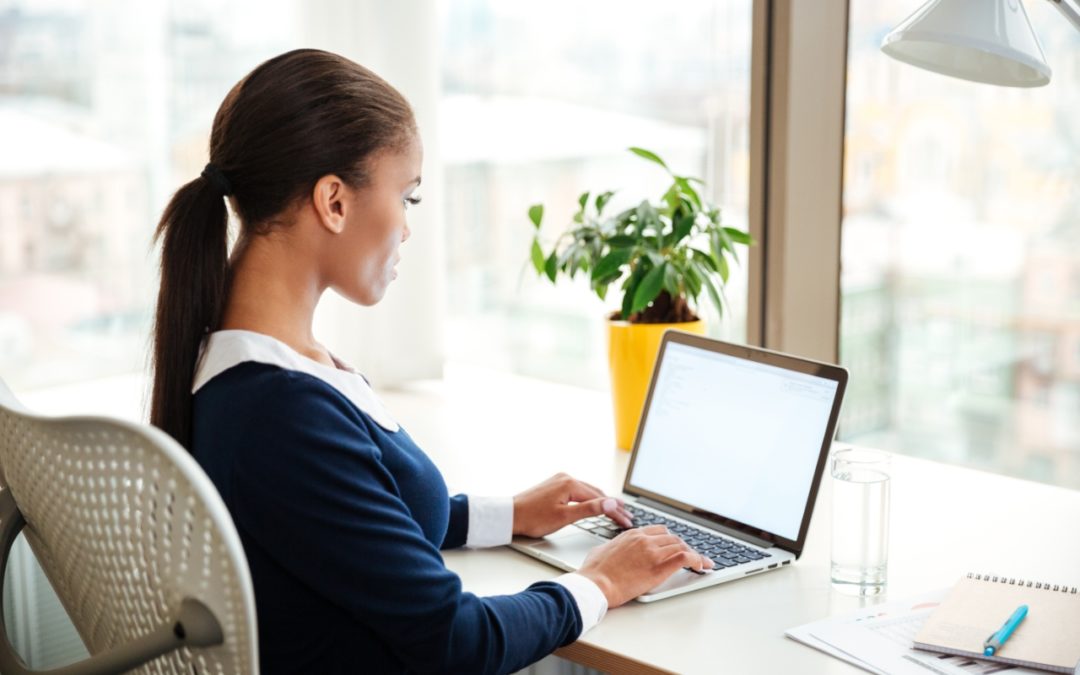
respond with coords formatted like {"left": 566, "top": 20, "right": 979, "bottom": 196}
{"left": 574, "top": 503, "right": 771, "bottom": 569}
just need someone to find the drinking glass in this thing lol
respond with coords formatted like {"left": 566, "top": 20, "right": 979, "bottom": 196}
{"left": 830, "top": 447, "right": 890, "bottom": 595}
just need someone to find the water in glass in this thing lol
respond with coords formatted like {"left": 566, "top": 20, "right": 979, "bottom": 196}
{"left": 830, "top": 449, "right": 890, "bottom": 595}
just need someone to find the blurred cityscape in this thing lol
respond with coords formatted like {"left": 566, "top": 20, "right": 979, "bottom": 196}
{"left": 840, "top": 1, "right": 1080, "bottom": 488}
{"left": 0, "top": 0, "right": 752, "bottom": 394}
{"left": 439, "top": 0, "right": 753, "bottom": 387}
{"left": 0, "top": 0, "right": 293, "bottom": 391}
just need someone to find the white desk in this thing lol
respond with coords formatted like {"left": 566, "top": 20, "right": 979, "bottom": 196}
{"left": 383, "top": 366, "right": 1080, "bottom": 674}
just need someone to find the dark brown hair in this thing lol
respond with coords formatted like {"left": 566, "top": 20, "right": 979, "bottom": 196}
{"left": 150, "top": 48, "right": 416, "bottom": 449}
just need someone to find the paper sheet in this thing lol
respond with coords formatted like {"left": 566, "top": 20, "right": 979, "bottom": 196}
{"left": 786, "top": 591, "right": 1042, "bottom": 675}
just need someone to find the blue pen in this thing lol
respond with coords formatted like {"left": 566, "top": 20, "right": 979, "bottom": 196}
{"left": 983, "top": 604, "right": 1028, "bottom": 657}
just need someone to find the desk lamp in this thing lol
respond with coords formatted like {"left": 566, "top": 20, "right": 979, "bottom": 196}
{"left": 881, "top": 0, "right": 1080, "bottom": 87}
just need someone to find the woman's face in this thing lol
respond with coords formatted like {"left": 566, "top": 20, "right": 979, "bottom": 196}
{"left": 327, "top": 136, "right": 423, "bottom": 306}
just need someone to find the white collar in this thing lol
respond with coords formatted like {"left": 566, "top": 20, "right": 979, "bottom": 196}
{"left": 191, "top": 329, "right": 400, "bottom": 432}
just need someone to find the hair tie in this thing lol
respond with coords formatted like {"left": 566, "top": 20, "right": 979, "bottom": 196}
{"left": 201, "top": 163, "right": 233, "bottom": 196}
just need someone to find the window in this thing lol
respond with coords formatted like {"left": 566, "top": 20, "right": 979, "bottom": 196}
{"left": 3, "top": 0, "right": 755, "bottom": 397}
{"left": 0, "top": 0, "right": 296, "bottom": 393}
{"left": 840, "top": 0, "right": 1080, "bottom": 488}
{"left": 440, "top": 0, "right": 754, "bottom": 388}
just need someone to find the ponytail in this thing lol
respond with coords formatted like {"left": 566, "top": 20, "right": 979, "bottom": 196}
{"left": 150, "top": 175, "right": 230, "bottom": 448}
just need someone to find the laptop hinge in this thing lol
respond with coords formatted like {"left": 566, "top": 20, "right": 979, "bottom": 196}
{"left": 633, "top": 496, "right": 775, "bottom": 549}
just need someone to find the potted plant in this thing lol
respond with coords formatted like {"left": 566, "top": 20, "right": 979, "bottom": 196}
{"left": 527, "top": 147, "right": 752, "bottom": 449}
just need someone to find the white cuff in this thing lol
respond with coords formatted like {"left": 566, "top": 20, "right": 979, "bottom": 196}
{"left": 465, "top": 495, "right": 514, "bottom": 548}
{"left": 554, "top": 572, "right": 608, "bottom": 635}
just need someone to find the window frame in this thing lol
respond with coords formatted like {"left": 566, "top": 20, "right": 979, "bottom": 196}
{"left": 748, "top": 0, "right": 849, "bottom": 362}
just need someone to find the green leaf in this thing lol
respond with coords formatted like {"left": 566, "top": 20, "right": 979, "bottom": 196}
{"left": 597, "top": 269, "right": 624, "bottom": 285}
{"left": 621, "top": 278, "right": 637, "bottom": 319}
{"left": 691, "top": 248, "right": 719, "bottom": 273}
{"left": 672, "top": 215, "right": 695, "bottom": 246}
{"left": 530, "top": 239, "right": 545, "bottom": 275}
{"left": 631, "top": 263, "right": 666, "bottom": 315}
{"left": 662, "top": 185, "right": 680, "bottom": 215}
{"left": 544, "top": 252, "right": 558, "bottom": 282}
{"left": 558, "top": 243, "right": 577, "bottom": 267}
{"left": 717, "top": 227, "right": 738, "bottom": 264}
{"left": 563, "top": 244, "right": 589, "bottom": 279}
{"left": 674, "top": 176, "right": 703, "bottom": 210}
{"left": 578, "top": 191, "right": 590, "bottom": 211}
{"left": 607, "top": 234, "right": 637, "bottom": 249}
{"left": 613, "top": 205, "right": 637, "bottom": 226}
{"left": 636, "top": 200, "right": 658, "bottom": 223}
{"left": 620, "top": 265, "right": 645, "bottom": 319}
{"left": 633, "top": 200, "right": 655, "bottom": 237}
{"left": 662, "top": 262, "right": 681, "bottom": 297}
{"left": 595, "top": 190, "right": 615, "bottom": 215}
{"left": 673, "top": 197, "right": 695, "bottom": 223}
{"left": 717, "top": 253, "right": 730, "bottom": 283}
{"left": 573, "top": 249, "right": 592, "bottom": 277}
{"left": 528, "top": 204, "right": 544, "bottom": 229}
{"left": 684, "top": 262, "right": 703, "bottom": 298}
{"left": 592, "top": 248, "right": 632, "bottom": 281}
{"left": 590, "top": 235, "right": 604, "bottom": 262}
{"left": 628, "top": 147, "right": 669, "bottom": 171}
{"left": 723, "top": 227, "right": 752, "bottom": 245}
{"left": 700, "top": 266, "right": 724, "bottom": 319}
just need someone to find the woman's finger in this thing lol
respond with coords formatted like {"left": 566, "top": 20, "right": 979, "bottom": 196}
{"left": 564, "top": 480, "right": 605, "bottom": 504}
{"left": 649, "top": 535, "right": 686, "bottom": 549}
{"left": 578, "top": 479, "right": 612, "bottom": 501}
{"left": 659, "top": 549, "right": 706, "bottom": 573}
{"left": 564, "top": 497, "right": 613, "bottom": 522}
{"left": 601, "top": 500, "right": 633, "bottom": 528}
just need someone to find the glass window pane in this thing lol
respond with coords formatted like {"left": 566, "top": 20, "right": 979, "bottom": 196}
{"left": 3, "top": 0, "right": 753, "bottom": 396}
{"left": 0, "top": 0, "right": 294, "bottom": 392}
{"left": 840, "top": 1, "right": 1080, "bottom": 488}
{"left": 440, "top": 0, "right": 753, "bottom": 388}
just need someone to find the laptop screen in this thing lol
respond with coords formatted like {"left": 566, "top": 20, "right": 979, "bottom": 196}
{"left": 626, "top": 340, "right": 840, "bottom": 542}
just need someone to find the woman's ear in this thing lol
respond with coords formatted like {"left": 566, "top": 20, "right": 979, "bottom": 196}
{"left": 312, "top": 174, "right": 349, "bottom": 234}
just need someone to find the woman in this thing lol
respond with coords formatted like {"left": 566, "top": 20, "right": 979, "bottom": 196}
{"left": 150, "top": 48, "right": 710, "bottom": 674}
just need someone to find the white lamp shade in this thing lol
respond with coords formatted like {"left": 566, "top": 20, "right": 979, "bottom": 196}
{"left": 881, "top": 0, "right": 1051, "bottom": 87}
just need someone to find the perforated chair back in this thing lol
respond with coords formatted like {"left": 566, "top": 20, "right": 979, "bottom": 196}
{"left": 0, "top": 378, "right": 258, "bottom": 675}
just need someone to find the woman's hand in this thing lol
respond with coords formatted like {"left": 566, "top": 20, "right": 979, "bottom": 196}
{"left": 578, "top": 525, "right": 714, "bottom": 607}
{"left": 512, "top": 473, "right": 633, "bottom": 538}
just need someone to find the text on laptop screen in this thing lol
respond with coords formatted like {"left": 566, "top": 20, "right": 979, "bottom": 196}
{"left": 628, "top": 342, "right": 838, "bottom": 541}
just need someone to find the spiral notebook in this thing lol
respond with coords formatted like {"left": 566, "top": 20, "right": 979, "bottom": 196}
{"left": 913, "top": 573, "right": 1080, "bottom": 673}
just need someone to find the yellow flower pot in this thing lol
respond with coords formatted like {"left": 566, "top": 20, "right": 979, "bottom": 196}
{"left": 607, "top": 319, "right": 706, "bottom": 450}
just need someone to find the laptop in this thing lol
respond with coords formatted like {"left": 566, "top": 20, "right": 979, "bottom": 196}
{"left": 510, "top": 330, "right": 848, "bottom": 602}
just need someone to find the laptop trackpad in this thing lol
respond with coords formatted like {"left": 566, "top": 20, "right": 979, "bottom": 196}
{"left": 528, "top": 530, "right": 600, "bottom": 569}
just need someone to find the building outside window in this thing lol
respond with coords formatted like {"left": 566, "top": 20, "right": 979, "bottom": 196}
{"left": 840, "top": 0, "right": 1080, "bottom": 489}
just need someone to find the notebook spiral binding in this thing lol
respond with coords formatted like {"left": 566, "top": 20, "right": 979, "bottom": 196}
{"left": 968, "top": 572, "right": 1079, "bottom": 594}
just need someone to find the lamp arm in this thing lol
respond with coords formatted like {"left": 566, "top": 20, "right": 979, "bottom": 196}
{"left": 1046, "top": 0, "right": 1080, "bottom": 32}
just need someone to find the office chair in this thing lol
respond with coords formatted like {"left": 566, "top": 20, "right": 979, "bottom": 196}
{"left": 0, "top": 378, "right": 258, "bottom": 674}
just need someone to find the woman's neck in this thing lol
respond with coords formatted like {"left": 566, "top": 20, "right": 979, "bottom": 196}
{"left": 219, "top": 232, "right": 333, "bottom": 366}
